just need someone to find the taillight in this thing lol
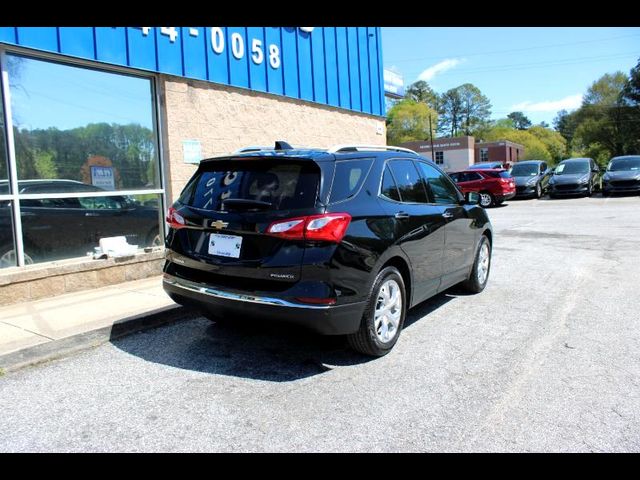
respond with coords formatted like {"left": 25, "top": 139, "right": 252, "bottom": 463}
{"left": 267, "top": 213, "right": 352, "bottom": 243}
{"left": 166, "top": 207, "right": 186, "bottom": 230}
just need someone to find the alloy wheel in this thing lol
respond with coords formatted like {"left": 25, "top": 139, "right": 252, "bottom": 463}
{"left": 374, "top": 279, "right": 402, "bottom": 344}
{"left": 476, "top": 242, "right": 490, "bottom": 285}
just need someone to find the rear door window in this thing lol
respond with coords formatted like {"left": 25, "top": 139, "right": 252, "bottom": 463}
{"left": 380, "top": 165, "right": 401, "bottom": 201}
{"left": 416, "top": 162, "right": 460, "bottom": 205}
{"left": 387, "top": 159, "right": 429, "bottom": 203}
{"left": 329, "top": 158, "right": 373, "bottom": 203}
{"left": 178, "top": 159, "right": 320, "bottom": 212}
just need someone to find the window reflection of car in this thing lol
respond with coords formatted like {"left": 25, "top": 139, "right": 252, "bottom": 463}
{"left": 0, "top": 179, "right": 161, "bottom": 265}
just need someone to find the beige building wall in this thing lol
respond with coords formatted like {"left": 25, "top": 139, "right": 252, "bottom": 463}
{"left": 443, "top": 149, "right": 474, "bottom": 172}
{"left": 160, "top": 76, "right": 386, "bottom": 202}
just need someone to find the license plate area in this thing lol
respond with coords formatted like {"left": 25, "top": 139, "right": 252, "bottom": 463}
{"left": 208, "top": 233, "right": 243, "bottom": 258}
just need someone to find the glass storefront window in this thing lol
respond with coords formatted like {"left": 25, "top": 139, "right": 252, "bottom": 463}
{"left": 0, "top": 76, "right": 8, "bottom": 192}
{"left": 17, "top": 193, "right": 162, "bottom": 264}
{"left": 0, "top": 202, "right": 16, "bottom": 268}
{"left": 7, "top": 54, "right": 160, "bottom": 193}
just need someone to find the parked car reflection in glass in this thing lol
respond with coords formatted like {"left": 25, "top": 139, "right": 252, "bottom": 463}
{"left": 0, "top": 180, "right": 161, "bottom": 265}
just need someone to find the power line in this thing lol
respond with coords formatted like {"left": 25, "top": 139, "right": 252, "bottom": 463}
{"left": 387, "top": 32, "right": 640, "bottom": 64}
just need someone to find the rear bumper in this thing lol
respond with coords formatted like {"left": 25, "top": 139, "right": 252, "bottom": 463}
{"left": 515, "top": 185, "right": 538, "bottom": 197}
{"left": 162, "top": 273, "right": 366, "bottom": 335}
{"left": 495, "top": 191, "right": 516, "bottom": 202}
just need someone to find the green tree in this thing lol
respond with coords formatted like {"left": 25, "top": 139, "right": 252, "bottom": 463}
{"left": 621, "top": 57, "right": 640, "bottom": 104}
{"left": 507, "top": 111, "right": 532, "bottom": 130}
{"left": 570, "top": 72, "right": 637, "bottom": 164}
{"left": 386, "top": 99, "right": 438, "bottom": 145}
{"left": 439, "top": 87, "right": 463, "bottom": 137}
{"left": 405, "top": 80, "right": 438, "bottom": 110}
{"left": 457, "top": 83, "right": 492, "bottom": 135}
{"left": 528, "top": 126, "right": 567, "bottom": 163}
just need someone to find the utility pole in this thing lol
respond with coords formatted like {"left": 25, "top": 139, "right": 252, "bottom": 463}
{"left": 428, "top": 114, "right": 435, "bottom": 160}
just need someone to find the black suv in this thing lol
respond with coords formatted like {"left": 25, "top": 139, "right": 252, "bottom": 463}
{"left": 162, "top": 143, "right": 493, "bottom": 356}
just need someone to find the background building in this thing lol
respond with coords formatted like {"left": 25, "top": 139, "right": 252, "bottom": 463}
{"left": 0, "top": 27, "right": 386, "bottom": 304}
{"left": 400, "top": 136, "right": 525, "bottom": 171}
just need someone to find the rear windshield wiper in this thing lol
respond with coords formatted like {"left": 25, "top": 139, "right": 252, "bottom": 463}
{"left": 221, "top": 198, "right": 273, "bottom": 210}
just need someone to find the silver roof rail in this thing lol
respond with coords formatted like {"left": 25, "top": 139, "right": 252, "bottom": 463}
{"left": 327, "top": 144, "right": 418, "bottom": 155}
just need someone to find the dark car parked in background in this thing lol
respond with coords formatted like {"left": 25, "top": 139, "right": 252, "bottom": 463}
{"left": 601, "top": 155, "right": 640, "bottom": 196}
{"left": 162, "top": 143, "right": 493, "bottom": 357}
{"left": 547, "top": 158, "right": 600, "bottom": 198}
{"left": 448, "top": 169, "right": 516, "bottom": 208}
{"left": 0, "top": 180, "right": 161, "bottom": 266}
{"left": 469, "top": 161, "right": 505, "bottom": 170}
{"left": 510, "top": 160, "right": 551, "bottom": 199}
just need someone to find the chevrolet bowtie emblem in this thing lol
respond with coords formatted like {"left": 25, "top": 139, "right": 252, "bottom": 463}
{"left": 210, "top": 220, "right": 229, "bottom": 229}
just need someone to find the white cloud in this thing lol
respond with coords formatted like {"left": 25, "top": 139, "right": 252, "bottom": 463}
{"left": 511, "top": 94, "right": 583, "bottom": 113}
{"left": 417, "top": 58, "right": 464, "bottom": 82}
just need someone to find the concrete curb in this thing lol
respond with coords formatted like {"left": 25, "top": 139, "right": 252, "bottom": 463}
{"left": 0, "top": 304, "right": 199, "bottom": 375}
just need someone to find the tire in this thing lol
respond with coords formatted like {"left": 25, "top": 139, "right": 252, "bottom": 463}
{"left": 347, "top": 266, "right": 406, "bottom": 357}
{"left": 535, "top": 183, "right": 542, "bottom": 199}
{"left": 586, "top": 183, "right": 593, "bottom": 197}
{"left": 460, "top": 235, "right": 491, "bottom": 294}
{"left": 479, "top": 192, "right": 494, "bottom": 208}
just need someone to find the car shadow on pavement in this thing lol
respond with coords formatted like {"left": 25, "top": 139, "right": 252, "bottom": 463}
{"left": 111, "top": 292, "right": 457, "bottom": 382}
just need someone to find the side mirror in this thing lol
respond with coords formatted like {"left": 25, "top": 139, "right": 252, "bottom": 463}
{"left": 592, "top": 167, "right": 600, "bottom": 173}
{"left": 465, "top": 191, "right": 480, "bottom": 205}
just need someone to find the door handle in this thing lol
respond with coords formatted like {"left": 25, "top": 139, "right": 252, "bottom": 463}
{"left": 442, "top": 212, "right": 454, "bottom": 219}
{"left": 394, "top": 212, "right": 410, "bottom": 219}
{"left": 85, "top": 212, "right": 100, "bottom": 217}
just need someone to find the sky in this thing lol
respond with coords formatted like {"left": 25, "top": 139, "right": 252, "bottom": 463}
{"left": 381, "top": 27, "right": 640, "bottom": 126}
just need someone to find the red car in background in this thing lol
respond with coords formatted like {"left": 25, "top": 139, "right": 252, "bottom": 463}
{"left": 448, "top": 169, "right": 516, "bottom": 207}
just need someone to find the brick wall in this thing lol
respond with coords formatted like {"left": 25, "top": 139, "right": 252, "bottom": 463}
{"left": 161, "top": 76, "right": 386, "bottom": 202}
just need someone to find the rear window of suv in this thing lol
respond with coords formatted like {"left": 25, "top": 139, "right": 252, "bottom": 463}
{"left": 329, "top": 159, "right": 373, "bottom": 203}
{"left": 178, "top": 159, "right": 320, "bottom": 212}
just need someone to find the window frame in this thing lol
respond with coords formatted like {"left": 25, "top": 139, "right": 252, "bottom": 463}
{"left": 414, "top": 159, "right": 463, "bottom": 206}
{"left": 378, "top": 157, "right": 430, "bottom": 205}
{"left": 0, "top": 45, "right": 167, "bottom": 267}
{"left": 327, "top": 157, "right": 375, "bottom": 205}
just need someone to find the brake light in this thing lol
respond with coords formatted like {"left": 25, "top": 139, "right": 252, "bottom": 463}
{"left": 267, "top": 213, "right": 352, "bottom": 243}
{"left": 166, "top": 207, "right": 186, "bottom": 230}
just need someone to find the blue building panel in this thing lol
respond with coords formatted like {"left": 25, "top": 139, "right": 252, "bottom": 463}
{"left": 375, "top": 27, "right": 385, "bottom": 116}
{"left": 323, "top": 27, "right": 340, "bottom": 108}
{"left": 0, "top": 27, "right": 385, "bottom": 117}
{"left": 126, "top": 27, "right": 157, "bottom": 72}
{"left": 335, "top": 28, "right": 351, "bottom": 109}
{"left": 206, "top": 27, "right": 230, "bottom": 85}
{"left": 264, "top": 27, "right": 283, "bottom": 95}
{"left": 95, "top": 27, "right": 128, "bottom": 65}
{"left": 296, "top": 29, "right": 314, "bottom": 102}
{"left": 281, "top": 28, "right": 299, "bottom": 98}
{"left": 155, "top": 27, "right": 183, "bottom": 76}
{"left": 15, "top": 27, "right": 58, "bottom": 53}
{"left": 347, "top": 28, "right": 361, "bottom": 112}
{"left": 226, "top": 27, "right": 249, "bottom": 89}
{"left": 59, "top": 27, "right": 95, "bottom": 60}
{"left": 357, "top": 27, "right": 372, "bottom": 114}
{"left": 0, "top": 27, "right": 16, "bottom": 44}
{"left": 367, "top": 27, "right": 382, "bottom": 116}
{"left": 247, "top": 27, "right": 267, "bottom": 93}
{"left": 310, "top": 29, "right": 327, "bottom": 105}
{"left": 181, "top": 27, "right": 207, "bottom": 81}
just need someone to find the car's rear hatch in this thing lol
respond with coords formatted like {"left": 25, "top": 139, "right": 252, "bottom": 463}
{"left": 166, "top": 157, "right": 325, "bottom": 288}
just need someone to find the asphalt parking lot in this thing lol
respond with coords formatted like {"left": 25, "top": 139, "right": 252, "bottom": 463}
{"left": 1, "top": 193, "right": 639, "bottom": 452}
